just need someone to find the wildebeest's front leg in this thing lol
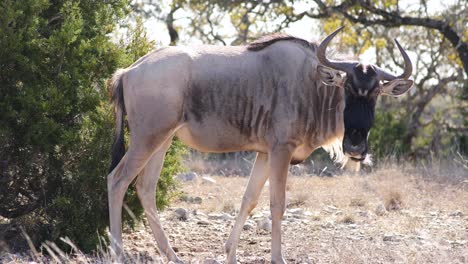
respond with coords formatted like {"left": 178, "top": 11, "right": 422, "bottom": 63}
{"left": 225, "top": 152, "right": 268, "bottom": 263}
{"left": 268, "top": 146, "right": 292, "bottom": 264}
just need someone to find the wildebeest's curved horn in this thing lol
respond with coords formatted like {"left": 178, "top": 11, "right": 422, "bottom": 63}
{"left": 317, "top": 26, "right": 357, "bottom": 73}
{"left": 376, "top": 39, "right": 413, "bottom": 80}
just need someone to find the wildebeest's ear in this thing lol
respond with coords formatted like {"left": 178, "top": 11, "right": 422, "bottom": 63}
{"left": 317, "top": 65, "right": 342, "bottom": 86}
{"left": 380, "top": 79, "right": 413, "bottom": 96}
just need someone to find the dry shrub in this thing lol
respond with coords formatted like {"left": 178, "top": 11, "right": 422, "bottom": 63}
{"left": 221, "top": 200, "right": 236, "bottom": 214}
{"left": 349, "top": 197, "right": 367, "bottom": 207}
{"left": 385, "top": 191, "right": 404, "bottom": 211}
{"left": 339, "top": 214, "right": 355, "bottom": 224}
{"left": 311, "top": 215, "right": 321, "bottom": 221}
{"left": 205, "top": 198, "right": 236, "bottom": 214}
{"left": 287, "top": 192, "right": 308, "bottom": 208}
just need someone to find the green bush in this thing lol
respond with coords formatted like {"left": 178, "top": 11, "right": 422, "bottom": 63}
{"left": 368, "top": 111, "right": 409, "bottom": 159}
{"left": 0, "top": 0, "right": 184, "bottom": 252}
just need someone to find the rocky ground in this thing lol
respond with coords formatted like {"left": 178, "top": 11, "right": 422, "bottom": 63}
{"left": 118, "top": 167, "right": 467, "bottom": 264}
{"left": 1, "top": 166, "right": 467, "bottom": 263}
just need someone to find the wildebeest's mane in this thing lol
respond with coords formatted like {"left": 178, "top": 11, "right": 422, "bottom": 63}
{"left": 247, "top": 33, "right": 316, "bottom": 51}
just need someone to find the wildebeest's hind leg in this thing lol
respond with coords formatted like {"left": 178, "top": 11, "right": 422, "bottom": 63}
{"left": 107, "top": 132, "right": 176, "bottom": 261}
{"left": 135, "top": 136, "right": 183, "bottom": 263}
{"left": 225, "top": 153, "right": 268, "bottom": 263}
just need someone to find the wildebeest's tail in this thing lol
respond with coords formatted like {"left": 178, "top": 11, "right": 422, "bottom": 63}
{"left": 108, "top": 69, "right": 127, "bottom": 173}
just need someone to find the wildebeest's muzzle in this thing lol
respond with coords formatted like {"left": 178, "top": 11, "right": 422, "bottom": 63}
{"left": 342, "top": 128, "right": 368, "bottom": 161}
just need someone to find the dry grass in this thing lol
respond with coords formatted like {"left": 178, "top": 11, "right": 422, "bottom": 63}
{"left": 287, "top": 191, "right": 309, "bottom": 208}
{"left": 338, "top": 214, "right": 355, "bottom": 224}
{"left": 349, "top": 197, "right": 367, "bottom": 207}
{"left": 2, "top": 163, "right": 467, "bottom": 263}
{"left": 384, "top": 191, "right": 403, "bottom": 211}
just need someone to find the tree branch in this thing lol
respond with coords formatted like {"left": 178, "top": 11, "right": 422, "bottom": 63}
{"left": 312, "top": 0, "right": 468, "bottom": 76}
{"left": 165, "top": 4, "right": 180, "bottom": 45}
{"left": 403, "top": 75, "right": 458, "bottom": 146}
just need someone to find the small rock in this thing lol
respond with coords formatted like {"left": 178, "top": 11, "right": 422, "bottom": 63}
{"left": 401, "top": 209, "right": 411, "bottom": 215}
{"left": 208, "top": 213, "right": 234, "bottom": 221}
{"left": 251, "top": 212, "right": 264, "bottom": 219}
{"left": 180, "top": 194, "right": 203, "bottom": 204}
{"left": 193, "top": 210, "right": 206, "bottom": 216}
{"left": 303, "top": 211, "right": 313, "bottom": 217}
{"left": 321, "top": 221, "right": 335, "bottom": 229}
{"left": 415, "top": 230, "right": 430, "bottom": 240}
{"left": 174, "top": 208, "right": 188, "bottom": 221}
{"left": 383, "top": 233, "right": 400, "bottom": 242}
{"left": 203, "top": 258, "right": 221, "bottom": 264}
{"left": 288, "top": 208, "right": 304, "bottom": 215}
{"left": 449, "top": 210, "right": 463, "bottom": 217}
{"left": 257, "top": 217, "right": 272, "bottom": 232}
{"left": 175, "top": 171, "right": 198, "bottom": 181}
{"left": 383, "top": 234, "right": 394, "bottom": 241}
{"left": 323, "top": 205, "right": 338, "bottom": 213}
{"left": 439, "top": 239, "right": 451, "bottom": 246}
{"left": 208, "top": 213, "right": 222, "bottom": 220}
{"left": 202, "top": 176, "right": 217, "bottom": 184}
{"left": 222, "top": 213, "right": 235, "bottom": 221}
{"left": 357, "top": 210, "right": 369, "bottom": 217}
{"left": 191, "top": 196, "right": 203, "bottom": 204}
{"left": 197, "top": 220, "right": 211, "bottom": 225}
{"left": 451, "top": 240, "right": 467, "bottom": 247}
{"left": 375, "top": 204, "right": 387, "bottom": 216}
{"left": 243, "top": 222, "right": 255, "bottom": 230}
{"left": 290, "top": 164, "right": 306, "bottom": 176}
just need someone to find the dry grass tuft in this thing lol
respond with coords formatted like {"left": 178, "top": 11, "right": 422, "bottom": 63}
{"left": 287, "top": 192, "right": 309, "bottom": 208}
{"left": 338, "top": 214, "right": 355, "bottom": 224}
{"left": 384, "top": 191, "right": 404, "bottom": 211}
{"left": 311, "top": 215, "right": 321, "bottom": 221}
{"left": 349, "top": 197, "right": 367, "bottom": 207}
{"left": 221, "top": 200, "right": 236, "bottom": 214}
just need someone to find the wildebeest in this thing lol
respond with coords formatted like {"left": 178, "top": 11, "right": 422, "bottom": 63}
{"left": 107, "top": 27, "right": 413, "bottom": 263}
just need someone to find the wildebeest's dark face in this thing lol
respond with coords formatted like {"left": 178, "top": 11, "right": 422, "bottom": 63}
{"left": 317, "top": 63, "right": 413, "bottom": 161}
{"left": 316, "top": 26, "right": 414, "bottom": 162}
{"left": 341, "top": 64, "right": 379, "bottom": 160}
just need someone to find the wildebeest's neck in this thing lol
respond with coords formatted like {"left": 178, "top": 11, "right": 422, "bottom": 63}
{"left": 307, "top": 80, "right": 345, "bottom": 161}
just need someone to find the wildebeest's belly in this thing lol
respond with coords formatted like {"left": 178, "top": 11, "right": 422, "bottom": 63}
{"left": 176, "top": 117, "right": 318, "bottom": 164}
{"left": 175, "top": 118, "right": 268, "bottom": 153}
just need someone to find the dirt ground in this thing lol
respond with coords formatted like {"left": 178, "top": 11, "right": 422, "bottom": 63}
{"left": 118, "top": 165, "right": 467, "bottom": 264}
{"left": 1, "top": 165, "right": 467, "bottom": 263}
